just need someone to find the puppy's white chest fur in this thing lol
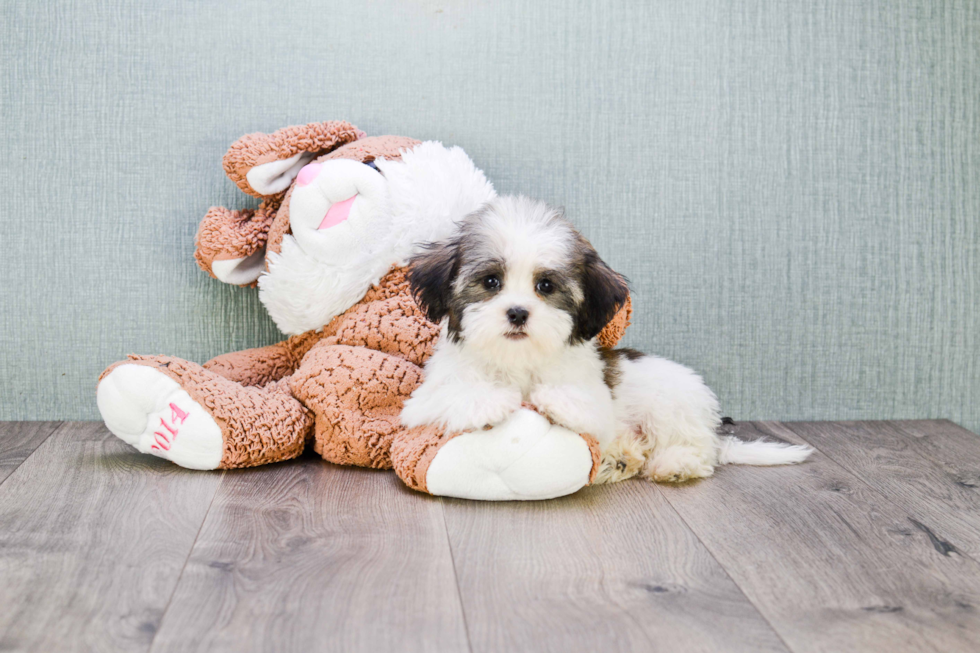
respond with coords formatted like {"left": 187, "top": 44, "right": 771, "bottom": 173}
{"left": 401, "top": 335, "right": 618, "bottom": 445}
{"left": 525, "top": 346, "right": 619, "bottom": 445}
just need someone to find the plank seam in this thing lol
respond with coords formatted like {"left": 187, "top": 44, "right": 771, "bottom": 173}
{"left": 147, "top": 469, "right": 227, "bottom": 653}
{"left": 652, "top": 482, "right": 798, "bottom": 653}
{"left": 0, "top": 421, "right": 63, "bottom": 491}
{"left": 440, "top": 499, "right": 475, "bottom": 653}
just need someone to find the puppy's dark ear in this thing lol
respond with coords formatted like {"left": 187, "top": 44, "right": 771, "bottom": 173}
{"left": 408, "top": 238, "right": 461, "bottom": 324}
{"left": 573, "top": 241, "right": 629, "bottom": 342}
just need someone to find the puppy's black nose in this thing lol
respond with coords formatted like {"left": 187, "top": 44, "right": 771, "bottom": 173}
{"left": 506, "top": 306, "right": 529, "bottom": 327}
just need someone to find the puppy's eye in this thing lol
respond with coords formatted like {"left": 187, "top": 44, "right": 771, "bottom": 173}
{"left": 483, "top": 275, "right": 501, "bottom": 291}
{"left": 535, "top": 278, "right": 556, "bottom": 295}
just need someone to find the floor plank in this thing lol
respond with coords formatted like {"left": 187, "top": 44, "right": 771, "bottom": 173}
{"left": 656, "top": 421, "right": 980, "bottom": 653}
{"left": 4, "top": 419, "right": 979, "bottom": 651}
{"left": 0, "top": 422, "right": 224, "bottom": 653}
{"left": 781, "top": 421, "right": 980, "bottom": 560}
{"left": 443, "top": 479, "right": 789, "bottom": 653}
{"left": 150, "top": 456, "right": 469, "bottom": 653}
{"left": 0, "top": 421, "right": 61, "bottom": 485}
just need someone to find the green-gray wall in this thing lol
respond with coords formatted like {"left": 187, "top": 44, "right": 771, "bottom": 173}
{"left": 2, "top": 0, "right": 978, "bottom": 431}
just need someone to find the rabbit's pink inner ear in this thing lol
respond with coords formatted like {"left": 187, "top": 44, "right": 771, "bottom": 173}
{"left": 246, "top": 152, "right": 316, "bottom": 195}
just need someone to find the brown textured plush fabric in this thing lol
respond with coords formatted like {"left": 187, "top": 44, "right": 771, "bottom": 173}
{"left": 264, "top": 183, "right": 296, "bottom": 258}
{"left": 101, "top": 355, "right": 313, "bottom": 469}
{"left": 194, "top": 197, "right": 281, "bottom": 281}
{"left": 223, "top": 121, "right": 362, "bottom": 197}
{"left": 359, "top": 266, "right": 412, "bottom": 303}
{"left": 319, "top": 295, "right": 437, "bottom": 367}
{"left": 320, "top": 135, "right": 421, "bottom": 164}
{"left": 597, "top": 294, "right": 633, "bottom": 350}
{"left": 290, "top": 343, "right": 424, "bottom": 469}
{"left": 202, "top": 267, "right": 425, "bottom": 386}
{"left": 282, "top": 267, "right": 434, "bottom": 469}
{"left": 203, "top": 329, "right": 323, "bottom": 387}
{"left": 390, "top": 425, "right": 461, "bottom": 493}
{"left": 199, "top": 265, "right": 418, "bottom": 379}
{"left": 582, "top": 433, "right": 602, "bottom": 484}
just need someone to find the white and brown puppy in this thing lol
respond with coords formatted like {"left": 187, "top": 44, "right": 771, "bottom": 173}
{"left": 401, "top": 196, "right": 811, "bottom": 483}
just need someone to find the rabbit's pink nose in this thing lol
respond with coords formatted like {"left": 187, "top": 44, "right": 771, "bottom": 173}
{"left": 296, "top": 162, "right": 322, "bottom": 187}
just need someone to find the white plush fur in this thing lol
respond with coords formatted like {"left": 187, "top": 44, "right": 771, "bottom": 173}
{"left": 259, "top": 142, "right": 496, "bottom": 335}
{"left": 97, "top": 364, "right": 223, "bottom": 470}
{"left": 379, "top": 142, "right": 496, "bottom": 266}
{"left": 424, "top": 408, "right": 594, "bottom": 500}
{"left": 402, "top": 196, "right": 813, "bottom": 484}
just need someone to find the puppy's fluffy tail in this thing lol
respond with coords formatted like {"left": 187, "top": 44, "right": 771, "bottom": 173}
{"left": 717, "top": 436, "right": 813, "bottom": 466}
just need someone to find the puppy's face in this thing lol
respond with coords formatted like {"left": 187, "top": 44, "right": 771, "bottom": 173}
{"left": 409, "top": 196, "right": 627, "bottom": 360}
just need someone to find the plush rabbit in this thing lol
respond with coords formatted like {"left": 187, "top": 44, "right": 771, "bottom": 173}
{"left": 96, "top": 121, "right": 632, "bottom": 500}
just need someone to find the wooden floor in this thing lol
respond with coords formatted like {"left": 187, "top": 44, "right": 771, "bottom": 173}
{"left": 1, "top": 421, "right": 979, "bottom": 652}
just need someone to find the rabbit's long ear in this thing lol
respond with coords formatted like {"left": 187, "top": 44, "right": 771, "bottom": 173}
{"left": 194, "top": 197, "right": 282, "bottom": 287}
{"left": 223, "top": 121, "right": 363, "bottom": 197}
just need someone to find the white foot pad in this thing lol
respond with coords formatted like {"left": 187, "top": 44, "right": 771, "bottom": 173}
{"left": 97, "top": 364, "right": 223, "bottom": 470}
{"left": 425, "top": 409, "right": 593, "bottom": 501}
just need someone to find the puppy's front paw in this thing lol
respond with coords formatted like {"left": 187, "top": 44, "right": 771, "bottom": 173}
{"left": 529, "top": 385, "right": 613, "bottom": 441}
{"left": 461, "top": 387, "right": 523, "bottom": 432}
{"left": 528, "top": 385, "right": 577, "bottom": 427}
{"left": 402, "top": 385, "right": 522, "bottom": 433}
{"left": 643, "top": 445, "right": 715, "bottom": 483}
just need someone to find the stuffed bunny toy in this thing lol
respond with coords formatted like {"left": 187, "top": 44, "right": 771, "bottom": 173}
{"left": 96, "top": 121, "right": 632, "bottom": 500}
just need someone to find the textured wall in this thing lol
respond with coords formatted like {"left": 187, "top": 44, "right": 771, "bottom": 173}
{"left": 1, "top": 0, "right": 978, "bottom": 431}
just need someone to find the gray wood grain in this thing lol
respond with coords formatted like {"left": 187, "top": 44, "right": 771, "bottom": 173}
{"left": 656, "top": 421, "right": 980, "bottom": 653}
{"left": 443, "top": 479, "right": 789, "bottom": 653}
{"left": 0, "top": 422, "right": 224, "bottom": 653}
{"left": 149, "top": 459, "right": 469, "bottom": 653}
{"left": 0, "top": 421, "right": 60, "bottom": 485}
{"left": 781, "top": 420, "right": 980, "bottom": 560}
{"left": 5, "top": 419, "right": 980, "bottom": 652}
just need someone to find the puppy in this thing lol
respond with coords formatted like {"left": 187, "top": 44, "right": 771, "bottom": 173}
{"left": 401, "top": 196, "right": 812, "bottom": 483}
